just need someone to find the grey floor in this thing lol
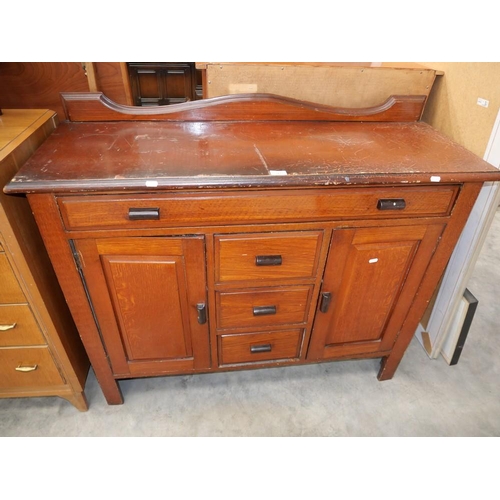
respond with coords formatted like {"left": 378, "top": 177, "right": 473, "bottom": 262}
{"left": 1, "top": 211, "right": 500, "bottom": 437}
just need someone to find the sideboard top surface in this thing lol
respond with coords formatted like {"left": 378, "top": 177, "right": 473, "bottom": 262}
{"left": 5, "top": 118, "right": 500, "bottom": 194}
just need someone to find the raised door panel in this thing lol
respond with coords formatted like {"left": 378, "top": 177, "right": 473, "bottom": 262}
{"left": 101, "top": 255, "right": 193, "bottom": 361}
{"left": 307, "top": 224, "right": 444, "bottom": 359}
{"left": 75, "top": 237, "right": 209, "bottom": 376}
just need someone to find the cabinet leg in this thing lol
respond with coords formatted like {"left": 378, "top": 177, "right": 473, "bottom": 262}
{"left": 96, "top": 376, "right": 124, "bottom": 405}
{"left": 62, "top": 391, "right": 90, "bottom": 411}
{"left": 377, "top": 355, "right": 399, "bottom": 381}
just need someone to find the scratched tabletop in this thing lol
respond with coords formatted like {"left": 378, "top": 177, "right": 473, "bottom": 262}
{"left": 5, "top": 120, "right": 499, "bottom": 194}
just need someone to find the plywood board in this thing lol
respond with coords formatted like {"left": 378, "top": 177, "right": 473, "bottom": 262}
{"left": 421, "top": 63, "right": 500, "bottom": 157}
{"left": 204, "top": 63, "right": 437, "bottom": 108}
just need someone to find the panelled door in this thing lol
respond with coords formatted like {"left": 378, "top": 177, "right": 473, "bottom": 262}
{"left": 307, "top": 224, "right": 444, "bottom": 360}
{"left": 74, "top": 236, "right": 210, "bottom": 377}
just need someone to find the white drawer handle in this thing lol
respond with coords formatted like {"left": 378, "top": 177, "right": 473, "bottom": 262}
{"left": 15, "top": 364, "right": 38, "bottom": 372}
{"left": 0, "top": 323, "right": 17, "bottom": 331}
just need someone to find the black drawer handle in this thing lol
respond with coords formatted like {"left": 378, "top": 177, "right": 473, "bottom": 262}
{"left": 320, "top": 292, "right": 332, "bottom": 313}
{"left": 196, "top": 303, "right": 207, "bottom": 324}
{"left": 377, "top": 199, "right": 406, "bottom": 211}
{"left": 252, "top": 305, "right": 277, "bottom": 316}
{"left": 255, "top": 255, "right": 282, "bottom": 266}
{"left": 250, "top": 344, "right": 272, "bottom": 353}
{"left": 128, "top": 208, "right": 160, "bottom": 220}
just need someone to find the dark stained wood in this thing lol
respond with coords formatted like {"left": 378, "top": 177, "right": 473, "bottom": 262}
{"left": 0, "top": 63, "right": 134, "bottom": 119}
{"left": 5, "top": 95, "right": 499, "bottom": 405}
{"left": 60, "top": 92, "right": 426, "bottom": 122}
{"left": 0, "top": 63, "right": 89, "bottom": 119}
{"left": 6, "top": 118, "right": 499, "bottom": 195}
{"left": 94, "top": 63, "right": 134, "bottom": 106}
{"left": 127, "top": 63, "right": 198, "bottom": 106}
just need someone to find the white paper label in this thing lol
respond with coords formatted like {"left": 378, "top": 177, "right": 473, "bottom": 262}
{"left": 369, "top": 258, "right": 379, "bottom": 264}
{"left": 430, "top": 176, "right": 441, "bottom": 182}
{"left": 145, "top": 180, "right": 158, "bottom": 187}
{"left": 269, "top": 170, "right": 288, "bottom": 176}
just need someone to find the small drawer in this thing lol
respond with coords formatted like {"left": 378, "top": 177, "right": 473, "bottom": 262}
{"left": 0, "top": 347, "right": 64, "bottom": 389}
{"left": 219, "top": 329, "right": 303, "bottom": 365}
{"left": 0, "top": 305, "right": 46, "bottom": 347}
{"left": 215, "top": 231, "right": 322, "bottom": 283}
{"left": 0, "top": 254, "right": 26, "bottom": 304}
{"left": 57, "top": 186, "right": 459, "bottom": 231}
{"left": 217, "top": 286, "right": 312, "bottom": 330}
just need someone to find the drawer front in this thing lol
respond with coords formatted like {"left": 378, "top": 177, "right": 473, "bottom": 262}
{"left": 0, "top": 347, "right": 64, "bottom": 389}
{"left": 0, "top": 254, "right": 26, "bottom": 304}
{"left": 0, "top": 305, "right": 46, "bottom": 347}
{"left": 57, "top": 186, "right": 459, "bottom": 230}
{"left": 219, "top": 329, "right": 304, "bottom": 365}
{"left": 215, "top": 231, "right": 322, "bottom": 283}
{"left": 217, "top": 287, "right": 312, "bottom": 330}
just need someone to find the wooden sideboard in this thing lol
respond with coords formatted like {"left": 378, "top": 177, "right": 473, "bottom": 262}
{"left": 5, "top": 93, "right": 499, "bottom": 406}
{"left": 0, "top": 110, "right": 89, "bottom": 410}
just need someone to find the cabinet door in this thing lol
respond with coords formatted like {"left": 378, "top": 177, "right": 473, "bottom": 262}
{"left": 128, "top": 63, "right": 195, "bottom": 106}
{"left": 307, "top": 224, "right": 444, "bottom": 360}
{"left": 75, "top": 237, "right": 210, "bottom": 377}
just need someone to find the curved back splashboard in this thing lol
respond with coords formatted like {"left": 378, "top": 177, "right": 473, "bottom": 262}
{"left": 61, "top": 92, "right": 427, "bottom": 123}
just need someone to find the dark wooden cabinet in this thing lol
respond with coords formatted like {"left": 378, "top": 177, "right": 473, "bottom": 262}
{"left": 5, "top": 92, "right": 500, "bottom": 405}
{"left": 128, "top": 62, "right": 201, "bottom": 106}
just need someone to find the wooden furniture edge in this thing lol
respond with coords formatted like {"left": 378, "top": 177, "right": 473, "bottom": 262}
{"left": 378, "top": 182, "right": 484, "bottom": 379}
{"left": 26, "top": 193, "right": 123, "bottom": 405}
{"left": 0, "top": 110, "right": 57, "bottom": 162}
{"left": 61, "top": 92, "right": 427, "bottom": 122}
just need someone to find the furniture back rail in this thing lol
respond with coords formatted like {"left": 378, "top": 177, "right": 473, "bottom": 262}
{"left": 61, "top": 92, "right": 427, "bottom": 123}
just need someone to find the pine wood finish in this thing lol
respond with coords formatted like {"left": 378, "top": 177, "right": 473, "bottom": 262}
{"left": 4, "top": 94, "right": 500, "bottom": 405}
{"left": 0, "top": 110, "right": 90, "bottom": 410}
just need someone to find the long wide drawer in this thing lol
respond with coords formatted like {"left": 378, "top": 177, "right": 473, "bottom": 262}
{"left": 0, "top": 254, "right": 26, "bottom": 304}
{"left": 216, "top": 286, "right": 312, "bottom": 330}
{"left": 219, "top": 329, "right": 304, "bottom": 365}
{"left": 215, "top": 231, "right": 323, "bottom": 283}
{"left": 0, "top": 305, "right": 46, "bottom": 347}
{"left": 0, "top": 347, "right": 64, "bottom": 389}
{"left": 57, "top": 185, "right": 459, "bottom": 230}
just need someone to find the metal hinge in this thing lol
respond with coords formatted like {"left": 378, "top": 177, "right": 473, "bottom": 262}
{"left": 69, "top": 240, "right": 82, "bottom": 271}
